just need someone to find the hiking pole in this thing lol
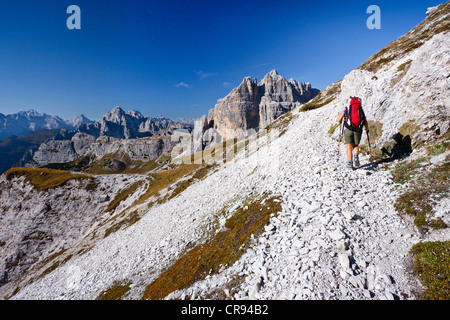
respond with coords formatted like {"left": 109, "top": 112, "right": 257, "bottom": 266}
{"left": 366, "top": 131, "right": 374, "bottom": 164}
{"left": 338, "top": 122, "right": 343, "bottom": 154}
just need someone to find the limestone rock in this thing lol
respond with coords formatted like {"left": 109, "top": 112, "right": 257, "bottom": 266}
{"left": 196, "top": 70, "right": 319, "bottom": 143}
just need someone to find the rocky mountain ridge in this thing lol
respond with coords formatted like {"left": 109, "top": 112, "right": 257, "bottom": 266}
{"left": 11, "top": 107, "right": 188, "bottom": 171}
{"left": 192, "top": 70, "right": 319, "bottom": 151}
{"left": 0, "top": 109, "right": 93, "bottom": 140}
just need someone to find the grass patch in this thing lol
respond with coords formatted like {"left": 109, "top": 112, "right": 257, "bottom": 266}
{"left": 104, "top": 210, "right": 141, "bottom": 238}
{"left": 358, "top": 121, "right": 383, "bottom": 162}
{"left": 44, "top": 155, "right": 90, "bottom": 172}
{"left": 360, "top": 120, "right": 416, "bottom": 162}
{"left": 426, "top": 130, "right": 450, "bottom": 156}
{"left": 397, "top": 60, "right": 413, "bottom": 72}
{"left": 393, "top": 156, "right": 449, "bottom": 231}
{"left": 367, "top": 120, "right": 383, "bottom": 143}
{"left": 301, "top": 97, "right": 335, "bottom": 112}
{"left": 391, "top": 157, "right": 426, "bottom": 184}
{"left": 328, "top": 123, "right": 340, "bottom": 135}
{"left": 87, "top": 151, "right": 171, "bottom": 175}
{"left": 398, "top": 120, "right": 420, "bottom": 140}
{"left": 96, "top": 280, "right": 132, "bottom": 300}
{"left": 102, "top": 163, "right": 212, "bottom": 239}
{"left": 105, "top": 181, "right": 145, "bottom": 213}
{"left": 410, "top": 241, "right": 450, "bottom": 300}
{"left": 391, "top": 60, "right": 413, "bottom": 87}
{"left": 141, "top": 195, "right": 282, "bottom": 300}
{"left": 300, "top": 80, "right": 342, "bottom": 112}
{"left": 268, "top": 109, "right": 295, "bottom": 137}
{"left": 5, "top": 167, "right": 92, "bottom": 191}
{"left": 428, "top": 141, "right": 450, "bottom": 156}
{"left": 139, "top": 164, "right": 201, "bottom": 204}
{"left": 162, "top": 164, "right": 217, "bottom": 203}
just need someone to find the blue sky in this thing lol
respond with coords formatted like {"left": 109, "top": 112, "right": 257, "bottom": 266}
{"left": 0, "top": 0, "right": 442, "bottom": 121}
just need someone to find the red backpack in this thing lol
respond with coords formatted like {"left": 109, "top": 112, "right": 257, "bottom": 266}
{"left": 344, "top": 97, "right": 365, "bottom": 132}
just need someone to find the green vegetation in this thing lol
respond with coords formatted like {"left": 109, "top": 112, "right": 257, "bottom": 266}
{"left": 268, "top": 109, "right": 295, "bottom": 137}
{"left": 397, "top": 60, "right": 413, "bottom": 72}
{"left": 86, "top": 151, "right": 172, "bottom": 175}
{"left": 102, "top": 163, "right": 218, "bottom": 239}
{"left": 161, "top": 164, "right": 217, "bottom": 203}
{"left": 141, "top": 195, "right": 282, "bottom": 300}
{"left": 391, "top": 157, "right": 426, "bottom": 184}
{"left": 391, "top": 60, "right": 413, "bottom": 87}
{"left": 427, "top": 129, "right": 450, "bottom": 156}
{"left": 393, "top": 156, "right": 449, "bottom": 231}
{"left": 140, "top": 164, "right": 202, "bottom": 203}
{"left": 105, "top": 181, "right": 145, "bottom": 213}
{"left": 410, "top": 241, "right": 450, "bottom": 300}
{"left": 45, "top": 148, "right": 173, "bottom": 175}
{"left": 96, "top": 280, "right": 132, "bottom": 300}
{"left": 328, "top": 123, "right": 340, "bottom": 135}
{"left": 398, "top": 120, "right": 420, "bottom": 141}
{"left": 301, "top": 97, "right": 336, "bottom": 112}
{"left": 5, "top": 167, "right": 93, "bottom": 191}
{"left": 104, "top": 210, "right": 141, "bottom": 238}
{"left": 300, "top": 80, "right": 342, "bottom": 113}
{"left": 367, "top": 120, "right": 383, "bottom": 143}
{"left": 357, "top": 121, "right": 384, "bottom": 161}
{"left": 359, "top": 120, "right": 418, "bottom": 162}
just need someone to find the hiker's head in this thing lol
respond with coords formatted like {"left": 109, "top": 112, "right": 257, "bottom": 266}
{"left": 392, "top": 133, "right": 403, "bottom": 143}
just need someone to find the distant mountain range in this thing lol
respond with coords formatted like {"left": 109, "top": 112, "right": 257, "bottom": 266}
{"left": 0, "top": 110, "right": 93, "bottom": 140}
{"left": 0, "top": 107, "right": 193, "bottom": 173}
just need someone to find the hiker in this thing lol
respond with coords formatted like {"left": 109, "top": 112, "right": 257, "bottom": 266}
{"left": 337, "top": 97, "right": 370, "bottom": 169}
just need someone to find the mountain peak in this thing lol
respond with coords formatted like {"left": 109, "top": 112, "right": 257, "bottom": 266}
{"left": 18, "top": 109, "right": 41, "bottom": 117}
{"left": 66, "top": 114, "right": 93, "bottom": 128}
{"left": 261, "top": 69, "right": 283, "bottom": 84}
{"left": 110, "top": 106, "right": 125, "bottom": 113}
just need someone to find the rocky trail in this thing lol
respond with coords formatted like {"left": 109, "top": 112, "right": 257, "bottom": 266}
{"left": 165, "top": 106, "right": 429, "bottom": 301}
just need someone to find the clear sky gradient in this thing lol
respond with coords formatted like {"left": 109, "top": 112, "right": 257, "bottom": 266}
{"left": 0, "top": 0, "right": 442, "bottom": 121}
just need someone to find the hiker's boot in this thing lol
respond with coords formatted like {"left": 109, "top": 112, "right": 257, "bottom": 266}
{"left": 346, "top": 161, "right": 353, "bottom": 169}
{"left": 353, "top": 154, "right": 360, "bottom": 168}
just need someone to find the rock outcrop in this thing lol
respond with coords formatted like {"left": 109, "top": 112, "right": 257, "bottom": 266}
{"left": 194, "top": 70, "right": 319, "bottom": 147}
{"left": 0, "top": 173, "right": 148, "bottom": 286}
{"left": 96, "top": 107, "right": 176, "bottom": 139}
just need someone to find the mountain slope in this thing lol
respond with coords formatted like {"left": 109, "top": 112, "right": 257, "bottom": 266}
{"left": 1, "top": 3, "right": 449, "bottom": 300}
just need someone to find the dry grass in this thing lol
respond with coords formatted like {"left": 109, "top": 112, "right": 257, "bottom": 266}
{"left": 105, "top": 181, "right": 145, "bottom": 213}
{"left": 300, "top": 80, "right": 342, "bottom": 112}
{"left": 96, "top": 280, "right": 132, "bottom": 300}
{"left": 141, "top": 195, "right": 282, "bottom": 300}
{"left": 5, "top": 167, "right": 93, "bottom": 191}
